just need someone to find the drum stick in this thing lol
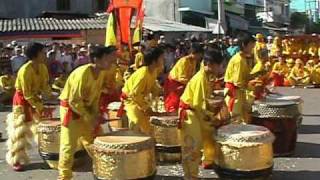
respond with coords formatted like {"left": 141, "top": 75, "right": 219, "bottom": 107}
{"left": 105, "top": 118, "right": 122, "bottom": 122}
{"left": 229, "top": 114, "right": 241, "bottom": 123}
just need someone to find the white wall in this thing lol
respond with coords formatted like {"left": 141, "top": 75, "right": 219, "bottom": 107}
{"left": 145, "top": 0, "right": 180, "bottom": 21}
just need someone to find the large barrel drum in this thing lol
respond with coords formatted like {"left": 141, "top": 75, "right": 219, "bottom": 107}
{"left": 91, "top": 131, "right": 156, "bottom": 180}
{"left": 214, "top": 124, "right": 275, "bottom": 179}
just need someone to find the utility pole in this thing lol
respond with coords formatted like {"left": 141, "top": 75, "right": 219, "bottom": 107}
{"left": 217, "top": 0, "right": 227, "bottom": 36}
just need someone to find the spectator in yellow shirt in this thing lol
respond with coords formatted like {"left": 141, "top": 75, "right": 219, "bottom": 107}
{"left": 0, "top": 69, "right": 15, "bottom": 104}
{"left": 288, "top": 59, "right": 310, "bottom": 86}
{"left": 271, "top": 55, "right": 289, "bottom": 86}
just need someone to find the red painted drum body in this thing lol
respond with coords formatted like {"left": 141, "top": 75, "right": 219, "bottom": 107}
{"left": 251, "top": 100, "right": 302, "bottom": 156}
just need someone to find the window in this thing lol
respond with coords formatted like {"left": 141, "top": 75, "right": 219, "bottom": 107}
{"left": 97, "top": 0, "right": 109, "bottom": 12}
{"left": 57, "top": 0, "right": 71, "bottom": 11}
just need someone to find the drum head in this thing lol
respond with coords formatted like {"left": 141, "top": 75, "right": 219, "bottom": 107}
{"left": 266, "top": 95, "right": 301, "bottom": 102}
{"left": 216, "top": 124, "right": 274, "bottom": 144}
{"left": 107, "top": 102, "right": 122, "bottom": 111}
{"left": 254, "top": 100, "right": 296, "bottom": 107}
{"left": 94, "top": 131, "right": 154, "bottom": 151}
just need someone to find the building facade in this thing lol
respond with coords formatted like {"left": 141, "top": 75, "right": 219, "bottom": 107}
{"left": 145, "top": 0, "right": 213, "bottom": 28}
{"left": 256, "top": 0, "right": 290, "bottom": 26}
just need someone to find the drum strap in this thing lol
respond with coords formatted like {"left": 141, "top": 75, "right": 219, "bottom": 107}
{"left": 117, "top": 92, "right": 128, "bottom": 118}
{"left": 225, "top": 83, "right": 237, "bottom": 112}
{"left": 178, "top": 101, "right": 192, "bottom": 129}
{"left": 13, "top": 90, "right": 34, "bottom": 122}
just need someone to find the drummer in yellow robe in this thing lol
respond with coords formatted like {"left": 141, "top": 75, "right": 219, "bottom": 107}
{"left": 288, "top": 59, "right": 310, "bottom": 86}
{"left": 58, "top": 46, "right": 117, "bottom": 180}
{"left": 100, "top": 63, "right": 122, "bottom": 114}
{"left": 179, "top": 49, "right": 224, "bottom": 178}
{"left": 250, "top": 48, "right": 270, "bottom": 100}
{"left": 120, "top": 47, "right": 164, "bottom": 136}
{"left": 164, "top": 43, "right": 203, "bottom": 113}
{"left": 5, "top": 43, "right": 52, "bottom": 171}
{"left": 0, "top": 69, "right": 15, "bottom": 104}
{"left": 224, "top": 32, "right": 256, "bottom": 123}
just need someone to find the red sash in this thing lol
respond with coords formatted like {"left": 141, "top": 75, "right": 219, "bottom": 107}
{"left": 13, "top": 90, "right": 33, "bottom": 122}
{"left": 178, "top": 101, "right": 192, "bottom": 129}
{"left": 60, "top": 100, "right": 79, "bottom": 127}
{"left": 225, "top": 83, "right": 237, "bottom": 112}
{"left": 164, "top": 76, "right": 186, "bottom": 113}
{"left": 116, "top": 92, "right": 128, "bottom": 117}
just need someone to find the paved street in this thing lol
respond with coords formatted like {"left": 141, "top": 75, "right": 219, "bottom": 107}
{"left": 0, "top": 87, "right": 319, "bottom": 180}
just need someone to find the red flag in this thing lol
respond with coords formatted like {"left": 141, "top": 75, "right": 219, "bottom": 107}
{"left": 119, "top": 7, "right": 133, "bottom": 44}
{"left": 112, "top": 0, "right": 142, "bottom": 8}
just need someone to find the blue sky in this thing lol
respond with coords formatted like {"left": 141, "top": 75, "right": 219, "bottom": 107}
{"left": 290, "top": 0, "right": 315, "bottom": 12}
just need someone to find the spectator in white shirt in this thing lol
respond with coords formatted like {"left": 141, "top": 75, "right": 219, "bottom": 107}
{"left": 10, "top": 46, "right": 27, "bottom": 74}
{"left": 74, "top": 47, "right": 90, "bottom": 68}
{"left": 60, "top": 45, "right": 74, "bottom": 73}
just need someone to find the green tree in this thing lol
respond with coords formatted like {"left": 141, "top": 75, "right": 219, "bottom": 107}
{"left": 290, "top": 12, "right": 309, "bottom": 29}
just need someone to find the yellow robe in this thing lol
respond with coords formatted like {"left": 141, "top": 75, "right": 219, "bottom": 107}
{"left": 169, "top": 55, "right": 197, "bottom": 84}
{"left": 133, "top": 51, "right": 144, "bottom": 70}
{"left": 15, "top": 61, "right": 51, "bottom": 112}
{"left": 272, "top": 62, "right": 289, "bottom": 76}
{"left": 288, "top": 66, "right": 310, "bottom": 85}
{"left": 308, "top": 42, "right": 318, "bottom": 56}
{"left": 312, "top": 65, "right": 320, "bottom": 84}
{"left": 224, "top": 52, "right": 251, "bottom": 123}
{"left": 58, "top": 64, "right": 107, "bottom": 179}
{"left": 102, "top": 64, "right": 119, "bottom": 91}
{"left": 270, "top": 38, "right": 282, "bottom": 57}
{"left": 122, "top": 66, "right": 159, "bottom": 135}
{"left": 283, "top": 42, "right": 294, "bottom": 55}
{"left": 180, "top": 67, "right": 216, "bottom": 178}
{"left": 254, "top": 42, "right": 266, "bottom": 63}
{"left": 0, "top": 75, "right": 15, "bottom": 99}
{"left": 5, "top": 61, "right": 51, "bottom": 167}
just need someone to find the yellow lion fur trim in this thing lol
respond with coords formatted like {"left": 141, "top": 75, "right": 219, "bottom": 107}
{"left": 5, "top": 105, "right": 36, "bottom": 166}
{"left": 7, "top": 138, "right": 32, "bottom": 152}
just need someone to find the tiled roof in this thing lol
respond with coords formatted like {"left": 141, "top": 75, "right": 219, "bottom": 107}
{"left": 0, "top": 16, "right": 211, "bottom": 33}
{"left": 0, "top": 17, "right": 106, "bottom": 32}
